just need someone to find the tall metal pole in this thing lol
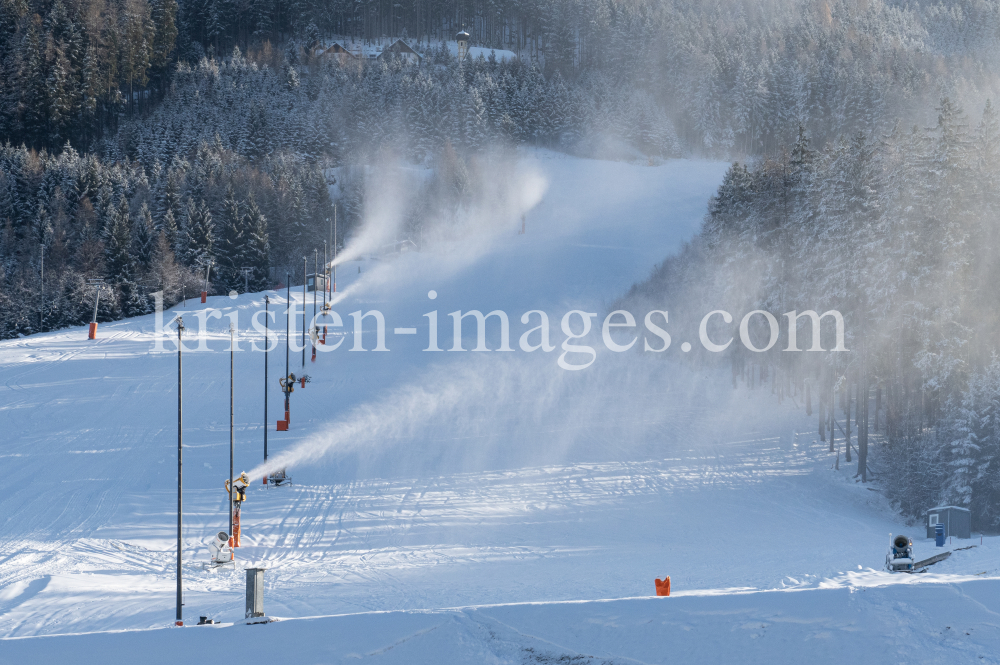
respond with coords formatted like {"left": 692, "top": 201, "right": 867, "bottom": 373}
{"left": 302, "top": 257, "right": 307, "bottom": 367}
{"left": 285, "top": 275, "right": 290, "bottom": 421}
{"left": 39, "top": 243, "right": 44, "bottom": 330}
{"left": 229, "top": 323, "right": 234, "bottom": 543}
{"left": 323, "top": 242, "right": 327, "bottom": 308}
{"left": 176, "top": 317, "right": 185, "bottom": 627}
{"left": 313, "top": 249, "right": 318, "bottom": 330}
{"left": 264, "top": 295, "right": 269, "bottom": 461}
{"left": 333, "top": 206, "right": 337, "bottom": 293}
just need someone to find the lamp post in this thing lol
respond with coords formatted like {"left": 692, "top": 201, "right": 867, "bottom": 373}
{"left": 176, "top": 316, "right": 185, "bottom": 627}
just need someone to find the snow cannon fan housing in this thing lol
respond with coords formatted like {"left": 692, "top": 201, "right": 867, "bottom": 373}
{"left": 886, "top": 535, "right": 914, "bottom": 572}
{"left": 209, "top": 531, "right": 231, "bottom": 563}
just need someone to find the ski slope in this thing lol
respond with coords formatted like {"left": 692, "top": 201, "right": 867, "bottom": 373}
{"left": 2, "top": 150, "right": 999, "bottom": 662}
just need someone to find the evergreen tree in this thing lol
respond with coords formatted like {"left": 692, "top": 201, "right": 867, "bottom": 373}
{"left": 150, "top": 0, "right": 178, "bottom": 86}
{"left": 216, "top": 186, "right": 243, "bottom": 290}
{"left": 133, "top": 202, "right": 155, "bottom": 273}
{"left": 243, "top": 193, "right": 270, "bottom": 291}
{"left": 244, "top": 102, "right": 269, "bottom": 160}
{"left": 105, "top": 198, "right": 134, "bottom": 282}
{"left": 182, "top": 197, "right": 214, "bottom": 274}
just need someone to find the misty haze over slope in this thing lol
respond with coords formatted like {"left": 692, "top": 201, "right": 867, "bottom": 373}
{"left": 2, "top": 0, "right": 1000, "bottom": 651}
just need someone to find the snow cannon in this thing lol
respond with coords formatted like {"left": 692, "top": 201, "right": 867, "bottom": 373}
{"left": 207, "top": 530, "right": 233, "bottom": 567}
{"left": 885, "top": 534, "right": 914, "bottom": 572}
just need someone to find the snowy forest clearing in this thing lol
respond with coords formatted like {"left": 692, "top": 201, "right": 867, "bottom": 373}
{"left": 1, "top": 153, "right": 997, "bottom": 660}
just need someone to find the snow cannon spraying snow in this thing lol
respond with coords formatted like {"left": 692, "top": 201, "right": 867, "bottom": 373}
{"left": 225, "top": 473, "right": 250, "bottom": 548}
{"left": 885, "top": 534, "right": 914, "bottom": 572}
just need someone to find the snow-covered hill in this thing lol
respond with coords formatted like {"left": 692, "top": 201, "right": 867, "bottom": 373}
{"left": 1, "top": 151, "right": 998, "bottom": 662}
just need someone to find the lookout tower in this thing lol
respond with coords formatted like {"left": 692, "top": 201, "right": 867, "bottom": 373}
{"left": 456, "top": 29, "right": 470, "bottom": 60}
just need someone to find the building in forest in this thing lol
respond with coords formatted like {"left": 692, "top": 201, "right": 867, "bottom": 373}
{"left": 378, "top": 40, "right": 422, "bottom": 65}
{"left": 448, "top": 34, "right": 517, "bottom": 63}
{"left": 925, "top": 506, "right": 972, "bottom": 539}
{"left": 456, "top": 30, "right": 470, "bottom": 60}
{"left": 320, "top": 42, "right": 360, "bottom": 64}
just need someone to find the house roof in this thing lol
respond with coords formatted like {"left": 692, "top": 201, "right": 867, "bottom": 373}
{"left": 379, "top": 39, "right": 421, "bottom": 59}
{"left": 925, "top": 505, "right": 971, "bottom": 513}
{"left": 323, "top": 42, "right": 354, "bottom": 56}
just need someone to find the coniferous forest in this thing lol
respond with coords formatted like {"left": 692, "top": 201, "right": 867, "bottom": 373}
{"left": 5, "top": 0, "right": 1000, "bottom": 526}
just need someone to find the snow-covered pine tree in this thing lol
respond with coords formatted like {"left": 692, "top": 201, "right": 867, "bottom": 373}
{"left": 104, "top": 198, "right": 134, "bottom": 282}
{"left": 181, "top": 197, "right": 214, "bottom": 274}
{"left": 216, "top": 186, "right": 243, "bottom": 291}
{"left": 133, "top": 202, "right": 155, "bottom": 274}
{"left": 242, "top": 194, "right": 270, "bottom": 291}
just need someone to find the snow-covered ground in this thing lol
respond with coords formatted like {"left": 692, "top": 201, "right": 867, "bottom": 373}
{"left": 2, "top": 151, "right": 998, "bottom": 662}
{"left": 5, "top": 581, "right": 1000, "bottom": 664}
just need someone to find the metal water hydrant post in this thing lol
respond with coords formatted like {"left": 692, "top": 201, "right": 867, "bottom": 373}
{"left": 245, "top": 568, "right": 266, "bottom": 620}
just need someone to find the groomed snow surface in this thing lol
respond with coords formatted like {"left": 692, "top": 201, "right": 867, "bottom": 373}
{"left": 2, "top": 151, "right": 999, "bottom": 663}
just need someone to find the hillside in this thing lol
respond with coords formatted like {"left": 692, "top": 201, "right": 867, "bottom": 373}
{"left": 1, "top": 151, "right": 998, "bottom": 662}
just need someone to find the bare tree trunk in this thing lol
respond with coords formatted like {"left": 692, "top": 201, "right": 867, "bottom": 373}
{"left": 828, "top": 377, "right": 835, "bottom": 452}
{"left": 806, "top": 382, "right": 812, "bottom": 416}
{"left": 820, "top": 383, "right": 827, "bottom": 444}
{"left": 875, "top": 386, "right": 881, "bottom": 432}
{"left": 886, "top": 382, "right": 895, "bottom": 441}
{"left": 858, "top": 378, "right": 869, "bottom": 482}
{"left": 845, "top": 381, "right": 852, "bottom": 463}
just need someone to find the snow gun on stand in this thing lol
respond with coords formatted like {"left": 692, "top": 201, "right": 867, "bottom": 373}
{"left": 225, "top": 472, "right": 250, "bottom": 548}
{"left": 276, "top": 373, "right": 308, "bottom": 430}
{"left": 204, "top": 530, "right": 233, "bottom": 570}
{"left": 313, "top": 304, "right": 334, "bottom": 347}
{"left": 277, "top": 373, "right": 295, "bottom": 431}
{"left": 885, "top": 534, "right": 914, "bottom": 572}
{"left": 267, "top": 468, "right": 293, "bottom": 487}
